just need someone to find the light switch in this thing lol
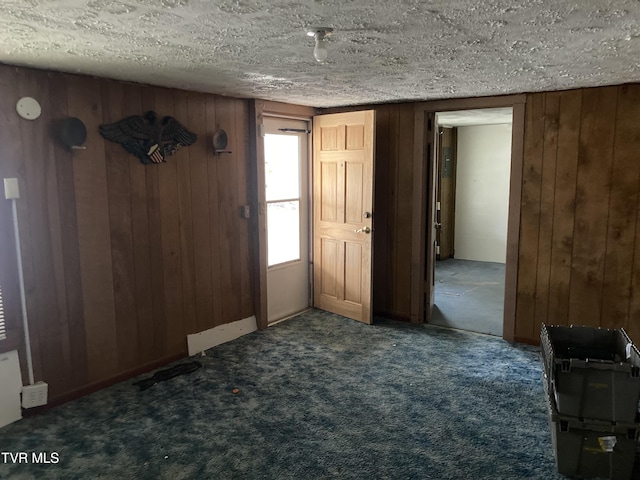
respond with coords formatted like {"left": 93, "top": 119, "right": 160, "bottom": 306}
{"left": 3, "top": 178, "right": 19, "bottom": 200}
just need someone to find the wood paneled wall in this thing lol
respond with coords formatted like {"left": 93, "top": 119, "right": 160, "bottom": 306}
{"left": 328, "top": 86, "right": 640, "bottom": 342}
{"left": 3, "top": 63, "right": 638, "bottom": 405}
{"left": 515, "top": 84, "right": 640, "bottom": 344}
{"left": 371, "top": 104, "right": 415, "bottom": 321}
{"left": 0, "top": 65, "right": 254, "bottom": 402}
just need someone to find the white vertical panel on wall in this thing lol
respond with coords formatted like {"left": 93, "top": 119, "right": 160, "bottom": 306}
{"left": 454, "top": 124, "right": 512, "bottom": 263}
{"left": 0, "top": 350, "right": 22, "bottom": 427}
{"left": 0, "top": 283, "right": 5, "bottom": 341}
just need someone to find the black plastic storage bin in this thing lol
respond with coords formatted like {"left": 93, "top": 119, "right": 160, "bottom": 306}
{"left": 544, "top": 377, "right": 639, "bottom": 480}
{"left": 541, "top": 324, "right": 640, "bottom": 423}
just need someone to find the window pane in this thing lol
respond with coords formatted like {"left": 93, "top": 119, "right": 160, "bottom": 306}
{"left": 267, "top": 201, "right": 300, "bottom": 266}
{"left": 265, "top": 134, "right": 300, "bottom": 201}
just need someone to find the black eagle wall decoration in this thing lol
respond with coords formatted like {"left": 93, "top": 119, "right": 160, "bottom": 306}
{"left": 99, "top": 111, "right": 197, "bottom": 164}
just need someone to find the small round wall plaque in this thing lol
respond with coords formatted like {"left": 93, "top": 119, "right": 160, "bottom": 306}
{"left": 16, "top": 97, "right": 42, "bottom": 120}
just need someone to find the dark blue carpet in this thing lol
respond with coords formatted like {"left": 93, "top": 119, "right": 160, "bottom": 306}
{"left": 0, "top": 310, "right": 587, "bottom": 479}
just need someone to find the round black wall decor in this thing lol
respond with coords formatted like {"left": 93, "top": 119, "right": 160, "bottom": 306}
{"left": 58, "top": 117, "right": 88, "bottom": 149}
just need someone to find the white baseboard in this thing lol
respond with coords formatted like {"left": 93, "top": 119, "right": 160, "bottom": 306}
{"left": 187, "top": 316, "right": 257, "bottom": 356}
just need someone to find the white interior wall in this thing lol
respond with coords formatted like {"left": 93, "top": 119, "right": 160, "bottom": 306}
{"left": 454, "top": 124, "right": 512, "bottom": 263}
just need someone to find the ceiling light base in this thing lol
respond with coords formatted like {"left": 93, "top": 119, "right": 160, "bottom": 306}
{"left": 306, "top": 27, "right": 333, "bottom": 38}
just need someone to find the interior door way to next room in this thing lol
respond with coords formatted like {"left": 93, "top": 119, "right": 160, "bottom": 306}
{"left": 264, "top": 117, "right": 311, "bottom": 324}
{"left": 430, "top": 108, "right": 513, "bottom": 336}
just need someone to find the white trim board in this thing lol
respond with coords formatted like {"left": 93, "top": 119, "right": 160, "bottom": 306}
{"left": 0, "top": 350, "right": 23, "bottom": 428}
{"left": 187, "top": 316, "right": 257, "bottom": 356}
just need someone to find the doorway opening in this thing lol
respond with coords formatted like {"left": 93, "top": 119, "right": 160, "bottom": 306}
{"left": 263, "top": 117, "right": 311, "bottom": 324}
{"left": 430, "top": 108, "right": 513, "bottom": 336}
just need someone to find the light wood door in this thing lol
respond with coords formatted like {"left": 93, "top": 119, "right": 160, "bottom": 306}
{"left": 313, "top": 110, "right": 375, "bottom": 324}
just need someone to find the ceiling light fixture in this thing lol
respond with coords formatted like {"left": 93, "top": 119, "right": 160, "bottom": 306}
{"left": 306, "top": 27, "right": 333, "bottom": 63}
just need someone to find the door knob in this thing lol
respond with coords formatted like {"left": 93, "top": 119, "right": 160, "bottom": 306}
{"left": 355, "top": 227, "right": 371, "bottom": 234}
{"left": 363, "top": 212, "right": 372, "bottom": 219}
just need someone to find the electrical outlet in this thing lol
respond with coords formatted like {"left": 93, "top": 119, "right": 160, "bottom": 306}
{"left": 22, "top": 382, "right": 48, "bottom": 408}
{"left": 3, "top": 178, "right": 19, "bottom": 200}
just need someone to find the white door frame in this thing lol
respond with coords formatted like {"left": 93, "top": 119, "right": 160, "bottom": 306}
{"left": 264, "top": 117, "right": 312, "bottom": 323}
{"left": 251, "top": 100, "right": 316, "bottom": 329}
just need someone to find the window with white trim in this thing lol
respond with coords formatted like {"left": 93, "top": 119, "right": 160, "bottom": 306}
{"left": 0, "top": 283, "right": 5, "bottom": 341}
{"left": 264, "top": 133, "right": 302, "bottom": 267}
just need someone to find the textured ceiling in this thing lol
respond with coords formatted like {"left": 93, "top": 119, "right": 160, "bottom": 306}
{"left": 1, "top": 0, "right": 640, "bottom": 108}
